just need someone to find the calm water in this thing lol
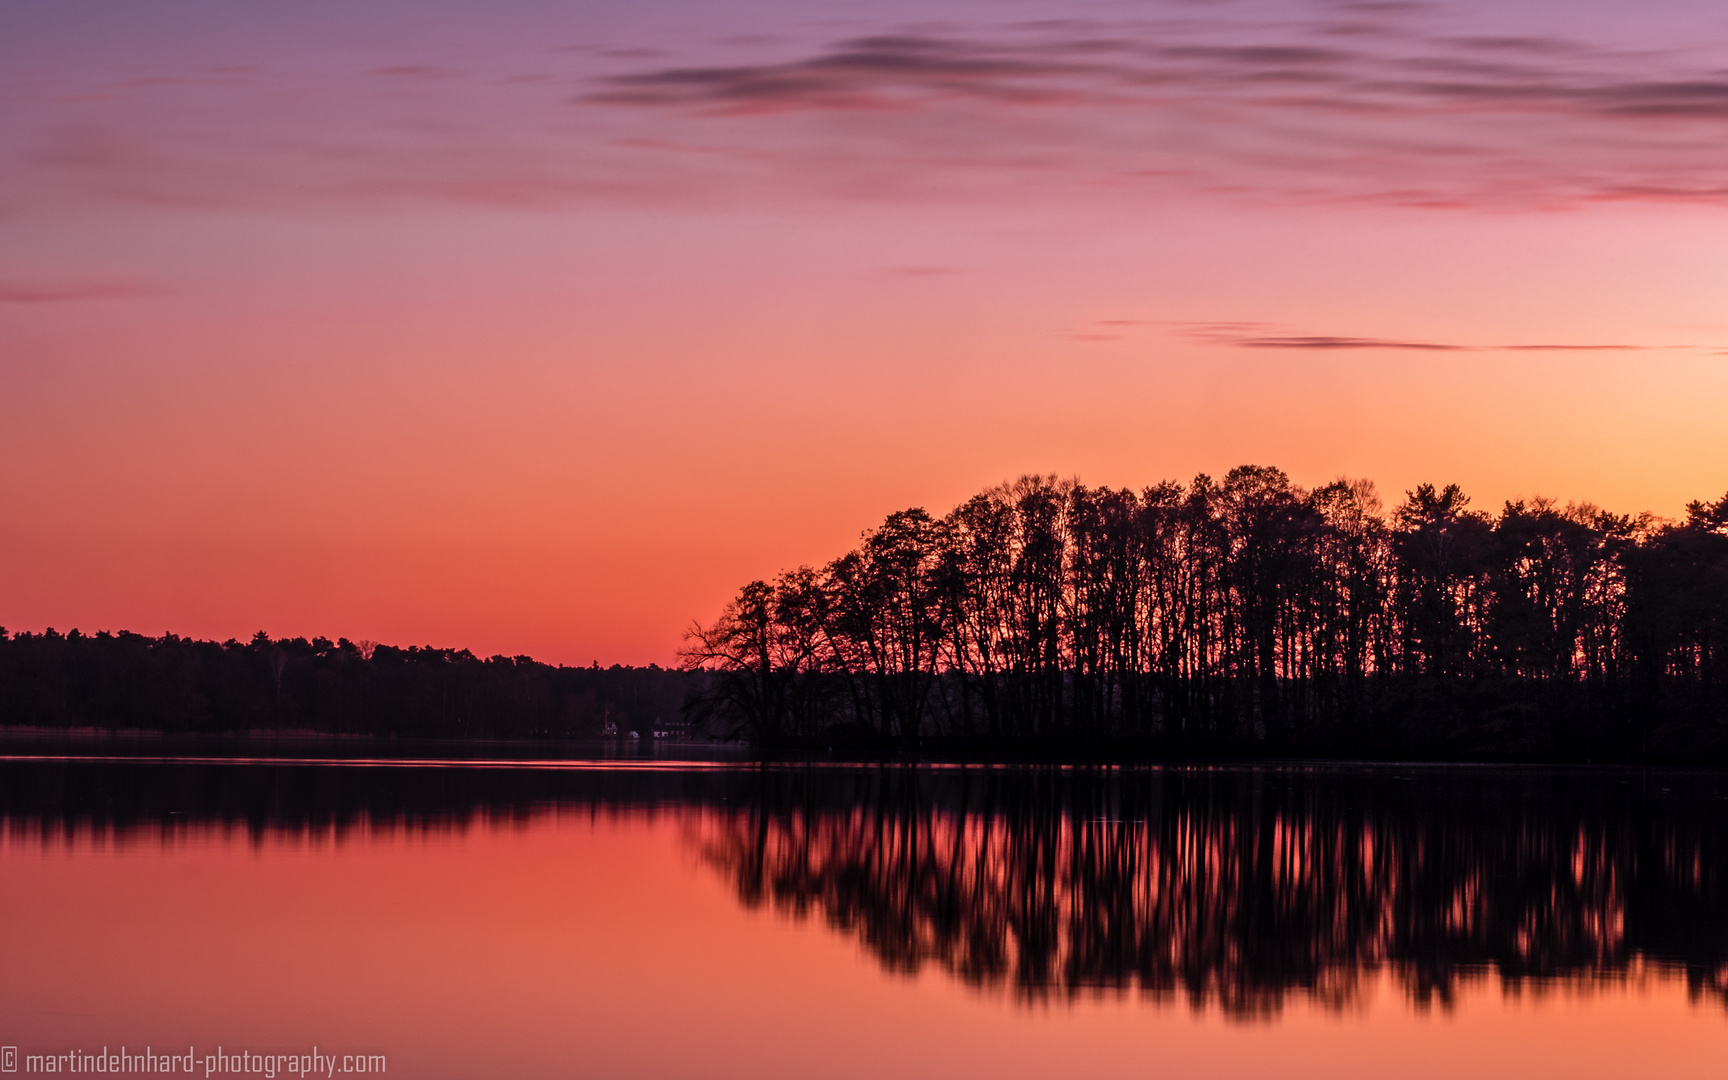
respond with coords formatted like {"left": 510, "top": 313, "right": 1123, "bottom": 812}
{"left": 2, "top": 758, "right": 1726, "bottom": 1078}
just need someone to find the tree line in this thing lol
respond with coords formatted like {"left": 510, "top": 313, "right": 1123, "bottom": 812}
{"left": 0, "top": 629, "right": 698, "bottom": 739}
{"left": 682, "top": 467, "right": 1728, "bottom": 760}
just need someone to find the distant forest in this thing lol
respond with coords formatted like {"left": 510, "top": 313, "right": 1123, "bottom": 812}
{"left": 0, "top": 631, "right": 696, "bottom": 740}
{"left": 682, "top": 467, "right": 1728, "bottom": 761}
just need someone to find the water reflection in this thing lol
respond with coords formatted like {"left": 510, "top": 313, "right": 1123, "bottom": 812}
{"left": 4, "top": 758, "right": 1726, "bottom": 1017}
{"left": 690, "top": 767, "right": 1728, "bottom": 1015}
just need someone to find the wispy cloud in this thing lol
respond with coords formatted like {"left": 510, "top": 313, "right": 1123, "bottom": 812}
{"left": 1169, "top": 321, "right": 1662, "bottom": 352}
{"left": 886, "top": 265, "right": 964, "bottom": 277}
{"left": 1222, "top": 334, "right": 1466, "bottom": 351}
{"left": 0, "top": 280, "right": 160, "bottom": 303}
{"left": 586, "top": 16, "right": 1728, "bottom": 210}
{"left": 370, "top": 65, "right": 461, "bottom": 80}
{"left": 590, "top": 35, "right": 1112, "bottom": 114}
{"left": 9, "top": 3, "right": 1728, "bottom": 212}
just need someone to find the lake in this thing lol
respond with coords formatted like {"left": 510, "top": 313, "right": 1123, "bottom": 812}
{"left": 1, "top": 756, "right": 1725, "bottom": 1078}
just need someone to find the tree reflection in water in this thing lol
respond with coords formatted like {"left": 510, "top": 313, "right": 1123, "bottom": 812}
{"left": 2, "top": 757, "right": 1723, "bottom": 1017}
{"left": 687, "top": 766, "right": 1728, "bottom": 1016}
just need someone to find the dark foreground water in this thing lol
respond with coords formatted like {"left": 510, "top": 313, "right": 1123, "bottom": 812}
{"left": 1, "top": 757, "right": 1725, "bottom": 1078}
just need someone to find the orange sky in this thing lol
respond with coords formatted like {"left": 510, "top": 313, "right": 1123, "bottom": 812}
{"left": 5, "top": 0, "right": 1728, "bottom": 663}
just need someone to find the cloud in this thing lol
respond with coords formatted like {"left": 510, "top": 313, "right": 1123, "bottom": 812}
{"left": 9, "top": 3, "right": 1728, "bottom": 214}
{"left": 1499, "top": 344, "right": 1651, "bottom": 352}
{"left": 585, "top": 18, "right": 1728, "bottom": 210}
{"left": 370, "top": 65, "right": 461, "bottom": 80}
{"left": 590, "top": 35, "right": 1122, "bottom": 114}
{"left": 886, "top": 265, "right": 963, "bottom": 277}
{"left": 1170, "top": 322, "right": 1658, "bottom": 352}
{"left": 589, "top": 27, "right": 1728, "bottom": 128}
{"left": 1227, "top": 334, "right": 1464, "bottom": 351}
{"left": 0, "top": 281, "right": 160, "bottom": 303}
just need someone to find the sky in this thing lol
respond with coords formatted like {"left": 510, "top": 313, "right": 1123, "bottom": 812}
{"left": 3, "top": 0, "right": 1728, "bottom": 664}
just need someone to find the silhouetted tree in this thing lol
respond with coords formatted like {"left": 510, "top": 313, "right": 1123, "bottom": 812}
{"left": 0, "top": 629, "right": 700, "bottom": 740}
{"left": 683, "top": 468, "right": 1728, "bottom": 761}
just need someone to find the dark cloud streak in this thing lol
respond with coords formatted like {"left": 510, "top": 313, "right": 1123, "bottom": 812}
{"left": 12, "top": 3, "right": 1728, "bottom": 214}
{"left": 1168, "top": 322, "right": 1659, "bottom": 352}
{"left": 0, "top": 281, "right": 161, "bottom": 303}
{"left": 585, "top": 19, "right": 1728, "bottom": 209}
{"left": 596, "top": 30, "right": 1728, "bottom": 123}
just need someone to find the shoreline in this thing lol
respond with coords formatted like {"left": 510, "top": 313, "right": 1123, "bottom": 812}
{"left": 1, "top": 727, "right": 1723, "bottom": 770}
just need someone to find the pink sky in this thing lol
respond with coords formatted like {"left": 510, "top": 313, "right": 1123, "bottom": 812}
{"left": 4, "top": 0, "right": 1728, "bottom": 663}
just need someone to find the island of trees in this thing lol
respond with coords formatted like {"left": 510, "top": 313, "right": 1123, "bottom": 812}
{"left": 682, "top": 467, "right": 1728, "bottom": 761}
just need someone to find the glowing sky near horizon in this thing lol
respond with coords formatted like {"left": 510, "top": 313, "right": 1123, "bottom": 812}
{"left": 4, "top": 0, "right": 1728, "bottom": 664}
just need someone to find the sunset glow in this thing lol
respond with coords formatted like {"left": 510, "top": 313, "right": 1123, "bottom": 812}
{"left": 5, "top": 0, "right": 1728, "bottom": 663}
